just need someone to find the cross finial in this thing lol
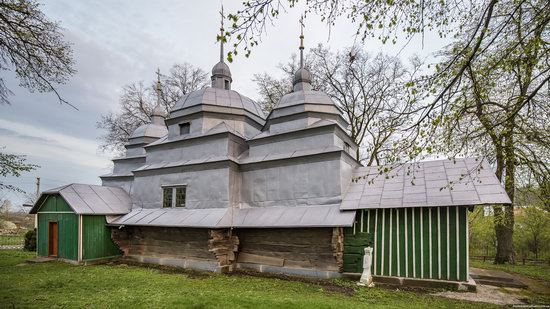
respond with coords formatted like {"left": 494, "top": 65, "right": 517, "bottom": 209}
{"left": 299, "top": 17, "right": 305, "bottom": 68}
{"left": 155, "top": 68, "right": 161, "bottom": 92}
{"left": 219, "top": 5, "right": 225, "bottom": 63}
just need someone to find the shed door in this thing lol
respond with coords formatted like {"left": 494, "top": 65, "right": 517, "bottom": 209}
{"left": 48, "top": 221, "right": 58, "bottom": 257}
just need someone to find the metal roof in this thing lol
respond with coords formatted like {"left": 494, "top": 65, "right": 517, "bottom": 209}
{"left": 30, "top": 183, "right": 132, "bottom": 215}
{"left": 275, "top": 90, "right": 335, "bottom": 109}
{"left": 341, "top": 158, "right": 511, "bottom": 210}
{"left": 129, "top": 123, "right": 168, "bottom": 140}
{"left": 171, "top": 87, "right": 266, "bottom": 119}
{"left": 109, "top": 204, "right": 355, "bottom": 228}
{"left": 219, "top": 204, "right": 355, "bottom": 228}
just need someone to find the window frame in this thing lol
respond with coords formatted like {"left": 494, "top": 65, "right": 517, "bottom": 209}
{"left": 161, "top": 185, "right": 187, "bottom": 208}
{"left": 179, "top": 122, "right": 190, "bottom": 135}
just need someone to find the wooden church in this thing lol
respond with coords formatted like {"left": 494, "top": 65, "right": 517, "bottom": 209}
{"left": 30, "top": 24, "right": 511, "bottom": 288}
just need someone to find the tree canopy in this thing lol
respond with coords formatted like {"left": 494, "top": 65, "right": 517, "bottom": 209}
{"left": 0, "top": 0, "right": 75, "bottom": 107}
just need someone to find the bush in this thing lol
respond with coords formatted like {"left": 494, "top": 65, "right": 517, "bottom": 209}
{"left": 23, "top": 229, "right": 36, "bottom": 252}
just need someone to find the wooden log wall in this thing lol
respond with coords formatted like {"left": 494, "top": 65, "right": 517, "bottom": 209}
{"left": 208, "top": 229, "right": 239, "bottom": 272}
{"left": 236, "top": 228, "right": 339, "bottom": 271}
{"left": 111, "top": 226, "right": 215, "bottom": 261}
{"left": 331, "top": 227, "right": 344, "bottom": 272}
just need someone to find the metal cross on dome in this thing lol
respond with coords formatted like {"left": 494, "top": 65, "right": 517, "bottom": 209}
{"left": 155, "top": 68, "right": 161, "bottom": 92}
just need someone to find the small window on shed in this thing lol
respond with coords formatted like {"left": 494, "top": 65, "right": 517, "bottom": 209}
{"left": 162, "top": 186, "right": 187, "bottom": 208}
{"left": 179, "top": 123, "right": 190, "bottom": 135}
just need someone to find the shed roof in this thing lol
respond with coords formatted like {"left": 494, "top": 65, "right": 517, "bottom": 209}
{"left": 341, "top": 158, "right": 511, "bottom": 210}
{"left": 30, "top": 183, "right": 132, "bottom": 215}
{"left": 109, "top": 204, "right": 355, "bottom": 228}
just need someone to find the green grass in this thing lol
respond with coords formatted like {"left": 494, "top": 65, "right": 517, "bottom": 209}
{"left": 470, "top": 259, "right": 550, "bottom": 282}
{"left": 0, "top": 250, "right": 499, "bottom": 309}
{"left": 0, "top": 234, "right": 24, "bottom": 246}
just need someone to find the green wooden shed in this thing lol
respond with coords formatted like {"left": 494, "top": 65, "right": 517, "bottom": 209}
{"left": 30, "top": 184, "right": 131, "bottom": 263}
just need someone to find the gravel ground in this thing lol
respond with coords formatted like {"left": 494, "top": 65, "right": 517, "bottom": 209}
{"left": 434, "top": 285, "right": 527, "bottom": 306}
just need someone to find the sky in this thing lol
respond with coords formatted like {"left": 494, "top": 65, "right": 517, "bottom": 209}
{"left": 0, "top": 0, "right": 448, "bottom": 209}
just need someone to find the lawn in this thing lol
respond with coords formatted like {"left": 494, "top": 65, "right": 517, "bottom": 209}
{"left": 470, "top": 259, "right": 550, "bottom": 282}
{"left": 0, "top": 250, "right": 499, "bottom": 309}
{"left": 0, "top": 234, "right": 24, "bottom": 246}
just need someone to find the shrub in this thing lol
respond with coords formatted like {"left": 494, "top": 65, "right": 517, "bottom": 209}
{"left": 24, "top": 229, "right": 36, "bottom": 252}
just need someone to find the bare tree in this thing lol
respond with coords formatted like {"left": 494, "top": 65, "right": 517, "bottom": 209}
{"left": 0, "top": 0, "right": 75, "bottom": 107}
{"left": 97, "top": 63, "right": 208, "bottom": 153}
{"left": 253, "top": 45, "right": 421, "bottom": 164}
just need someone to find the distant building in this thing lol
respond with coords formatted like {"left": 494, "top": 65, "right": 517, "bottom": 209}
{"left": 31, "top": 24, "right": 511, "bottom": 288}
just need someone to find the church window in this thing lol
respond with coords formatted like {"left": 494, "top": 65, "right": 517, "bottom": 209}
{"left": 179, "top": 123, "right": 190, "bottom": 135}
{"left": 224, "top": 80, "right": 230, "bottom": 90}
{"left": 175, "top": 187, "right": 186, "bottom": 207}
{"left": 344, "top": 142, "right": 351, "bottom": 153}
{"left": 162, "top": 188, "right": 173, "bottom": 208}
{"left": 162, "top": 185, "right": 187, "bottom": 208}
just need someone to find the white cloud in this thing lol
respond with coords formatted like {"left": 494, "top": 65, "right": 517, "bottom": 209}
{"left": 0, "top": 118, "right": 111, "bottom": 169}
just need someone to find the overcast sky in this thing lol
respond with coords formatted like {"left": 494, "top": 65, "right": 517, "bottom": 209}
{"left": 0, "top": 0, "right": 447, "bottom": 209}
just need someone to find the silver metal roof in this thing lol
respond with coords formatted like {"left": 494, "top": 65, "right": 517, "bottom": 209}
{"left": 30, "top": 183, "right": 132, "bottom": 215}
{"left": 171, "top": 87, "right": 266, "bottom": 119}
{"left": 250, "top": 119, "right": 347, "bottom": 141}
{"left": 129, "top": 123, "right": 168, "bottom": 140}
{"left": 275, "top": 90, "right": 336, "bottom": 109}
{"left": 109, "top": 204, "right": 355, "bottom": 228}
{"left": 341, "top": 158, "right": 511, "bottom": 210}
{"left": 219, "top": 204, "right": 355, "bottom": 228}
{"left": 109, "top": 208, "right": 227, "bottom": 228}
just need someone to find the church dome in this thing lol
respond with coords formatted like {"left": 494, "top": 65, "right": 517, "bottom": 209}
{"left": 212, "top": 61, "right": 232, "bottom": 79}
{"left": 275, "top": 90, "right": 335, "bottom": 110}
{"left": 294, "top": 68, "right": 311, "bottom": 85}
{"left": 130, "top": 122, "right": 168, "bottom": 140}
{"left": 171, "top": 87, "right": 266, "bottom": 120}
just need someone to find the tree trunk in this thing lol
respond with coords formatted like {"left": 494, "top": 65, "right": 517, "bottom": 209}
{"left": 494, "top": 132, "right": 516, "bottom": 264}
{"left": 494, "top": 205, "right": 515, "bottom": 264}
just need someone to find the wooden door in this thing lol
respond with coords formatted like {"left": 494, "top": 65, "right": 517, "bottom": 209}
{"left": 48, "top": 221, "right": 58, "bottom": 257}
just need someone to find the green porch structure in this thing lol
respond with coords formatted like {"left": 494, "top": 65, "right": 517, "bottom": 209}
{"left": 344, "top": 206, "right": 469, "bottom": 282}
{"left": 30, "top": 184, "right": 132, "bottom": 263}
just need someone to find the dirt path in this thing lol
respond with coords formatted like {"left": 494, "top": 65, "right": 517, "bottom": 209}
{"left": 434, "top": 269, "right": 550, "bottom": 306}
{"left": 434, "top": 285, "right": 527, "bottom": 306}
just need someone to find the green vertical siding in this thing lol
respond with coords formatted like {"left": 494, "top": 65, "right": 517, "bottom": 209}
{"left": 37, "top": 211, "right": 78, "bottom": 260}
{"left": 82, "top": 215, "right": 121, "bottom": 261}
{"left": 344, "top": 206, "right": 469, "bottom": 282}
{"left": 37, "top": 195, "right": 73, "bottom": 212}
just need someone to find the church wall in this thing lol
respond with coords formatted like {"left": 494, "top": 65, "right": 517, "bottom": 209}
{"left": 112, "top": 226, "right": 216, "bottom": 262}
{"left": 112, "top": 157, "right": 145, "bottom": 175}
{"left": 228, "top": 134, "right": 248, "bottom": 158}
{"left": 239, "top": 154, "right": 343, "bottom": 207}
{"left": 228, "top": 163, "right": 241, "bottom": 207}
{"left": 236, "top": 228, "right": 339, "bottom": 272}
{"left": 167, "top": 115, "right": 204, "bottom": 139}
{"left": 132, "top": 166, "right": 230, "bottom": 209}
{"left": 101, "top": 178, "right": 133, "bottom": 194}
{"left": 144, "top": 136, "right": 228, "bottom": 164}
{"left": 268, "top": 117, "right": 310, "bottom": 134}
{"left": 248, "top": 129, "right": 335, "bottom": 157}
{"left": 126, "top": 145, "right": 146, "bottom": 157}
